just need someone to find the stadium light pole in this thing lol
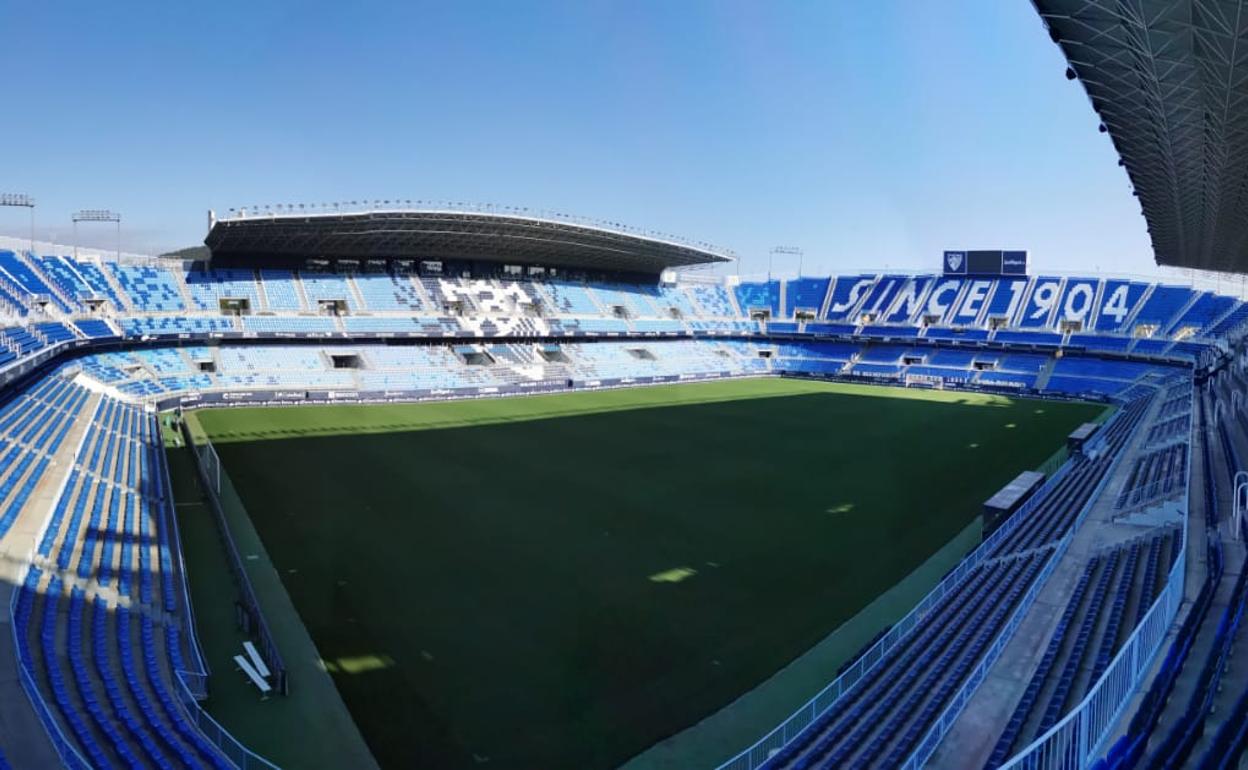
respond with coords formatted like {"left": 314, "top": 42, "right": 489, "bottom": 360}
{"left": 0, "top": 193, "right": 36, "bottom": 256}
{"left": 73, "top": 209, "right": 122, "bottom": 261}
{"left": 770, "top": 246, "right": 804, "bottom": 279}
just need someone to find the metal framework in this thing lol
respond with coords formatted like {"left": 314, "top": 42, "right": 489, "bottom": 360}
{"left": 0, "top": 193, "right": 35, "bottom": 255}
{"left": 72, "top": 209, "right": 122, "bottom": 261}
{"left": 1033, "top": 1, "right": 1248, "bottom": 273}
{"left": 204, "top": 206, "right": 733, "bottom": 275}
{"left": 769, "top": 246, "right": 804, "bottom": 278}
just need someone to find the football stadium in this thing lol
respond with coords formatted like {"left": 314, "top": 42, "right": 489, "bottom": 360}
{"left": 1, "top": 4, "right": 1248, "bottom": 770}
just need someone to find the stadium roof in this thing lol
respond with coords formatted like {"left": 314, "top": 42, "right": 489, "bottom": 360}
{"left": 1033, "top": 0, "right": 1248, "bottom": 274}
{"left": 203, "top": 205, "right": 732, "bottom": 274}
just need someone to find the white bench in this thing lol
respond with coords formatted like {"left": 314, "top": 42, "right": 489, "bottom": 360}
{"left": 233, "top": 654, "right": 272, "bottom": 696}
{"left": 243, "top": 641, "right": 272, "bottom": 679}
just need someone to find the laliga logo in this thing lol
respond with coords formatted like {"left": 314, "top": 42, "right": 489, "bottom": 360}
{"left": 946, "top": 252, "right": 964, "bottom": 271}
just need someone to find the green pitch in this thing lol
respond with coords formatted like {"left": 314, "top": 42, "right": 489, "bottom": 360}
{"left": 191, "top": 378, "right": 1101, "bottom": 769}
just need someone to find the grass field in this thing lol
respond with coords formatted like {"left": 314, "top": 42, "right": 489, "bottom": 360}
{"left": 190, "top": 378, "right": 1102, "bottom": 769}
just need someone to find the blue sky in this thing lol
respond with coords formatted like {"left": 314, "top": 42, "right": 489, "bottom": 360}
{"left": 3, "top": 1, "right": 1156, "bottom": 277}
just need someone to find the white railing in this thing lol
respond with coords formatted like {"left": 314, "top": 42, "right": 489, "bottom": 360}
{"left": 185, "top": 427, "right": 287, "bottom": 694}
{"left": 714, "top": 452, "right": 1084, "bottom": 770}
{"left": 996, "top": 385, "right": 1195, "bottom": 769}
{"left": 154, "top": 411, "right": 210, "bottom": 680}
{"left": 900, "top": 385, "right": 1153, "bottom": 769}
{"left": 714, "top": 383, "right": 1155, "bottom": 770}
{"left": 171, "top": 671, "right": 280, "bottom": 770}
{"left": 1117, "top": 473, "right": 1187, "bottom": 514}
{"left": 902, "top": 542, "right": 1064, "bottom": 769}
{"left": 997, "top": 542, "right": 1186, "bottom": 770}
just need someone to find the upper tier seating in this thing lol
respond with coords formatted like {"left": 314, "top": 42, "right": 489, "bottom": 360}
{"left": 688, "top": 284, "right": 736, "bottom": 317}
{"left": 301, "top": 272, "right": 356, "bottom": 310}
{"left": 108, "top": 264, "right": 186, "bottom": 312}
{"left": 185, "top": 267, "right": 261, "bottom": 310}
{"left": 654, "top": 285, "right": 700, "bottom": 318}
{"left": 259, "top": 269, "right": 304, "bottom": 310}
{"left": 785, "top": 277, "right": 831, "bottom": 315}
{"left": 1132, "top": 286, "right": 1195, "bottom": 331}
{"left": 108, "top": 265, "right": 184, "bottom": 310}
{"left": 734, "top": 280, "right": 782, "bottom": 317}
{"left": 1165, "top": 291, "right": 1236, "bottom": 336}
{"left": 0, "top": 251, "right": 71, "bottom": 311}
{"left": 540, "top": 280, "right": 602, "bottom": 316}
{"left": 36, "top": 255, "right": 94, "bottom": 307}
{"left": 1, "top": 326, "right": 44, "bottom": 355}
{"left": 588, "top": 282, "right": 659, "bottom": 317}
{"left": 824, "top": 274, "right": 876, "bottom": 321}
{"left": 353, "top": 272, "right": 425, "bottom": 311}
{"left": 70, "top": 259, "right": 126, "bottom": 308}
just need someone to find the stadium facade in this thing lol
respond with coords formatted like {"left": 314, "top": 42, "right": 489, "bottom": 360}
{"left": 0, "top": 201, "right": 1243, "bottom": 770}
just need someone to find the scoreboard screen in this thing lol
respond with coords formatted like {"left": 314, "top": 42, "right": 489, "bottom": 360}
{"left": 943, "top": 250, "right": 1027, "bottom": 277}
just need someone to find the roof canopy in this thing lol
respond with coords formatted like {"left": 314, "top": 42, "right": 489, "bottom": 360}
{"left": 1034, "top": 0, "right": 1248, "bottom": 273}
{"left": 203, "top": 209, "right": 731, "bottom": 274}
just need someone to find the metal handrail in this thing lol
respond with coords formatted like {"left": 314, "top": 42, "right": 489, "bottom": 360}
{"left": 996, "top": 380, "right": 1196, "bottom": 768}
{"left": 712, "top": 396, "right": 1145, "bottom": 770}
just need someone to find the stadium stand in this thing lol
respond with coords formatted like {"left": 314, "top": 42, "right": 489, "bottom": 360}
{"left": 0, "top": 251, "right": 72, "bottom": 312}
{"left": 0, "top": 225, "right": 1245, "bottom": 770}
{"left": 107, "top": 264, "right": 187, "bottom": 312}
{"left": 258, "top": 269, "right": 304, "bottom": 311}
{"left": 185, "top": 267, "right": 261, "bottom": 310}
{"left": 784, "top": 277, "right": 831, "bottom": 316}
{"left": 352, "top": 271, "right": 425, "bottom": 311}
{"left": 14, "top": 394, "right": 235, "bottom": 768}
{"left": 734, "top": 280, "right": 782, "bottom": 317}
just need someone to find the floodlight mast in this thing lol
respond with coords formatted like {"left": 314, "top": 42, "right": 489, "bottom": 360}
{"left": 769, "top": 246, "right": 805, "bottom": 279}
{"left": 0, "top": 193, "right": 36, "bottom": 257}
{"left": 72, "top": 209, "right": 122, "bottom": 261}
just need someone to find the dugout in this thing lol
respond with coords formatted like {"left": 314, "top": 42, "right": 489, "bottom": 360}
{"left": 1067, "top": 422, "right": 1100, "bottom": 453}
{"left": 982, "top": 470, "right": 1046, "bottom": 536}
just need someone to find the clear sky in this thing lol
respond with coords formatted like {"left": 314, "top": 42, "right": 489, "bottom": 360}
{"left": 2, "top": 1, "right": 1158, "bottom": 277}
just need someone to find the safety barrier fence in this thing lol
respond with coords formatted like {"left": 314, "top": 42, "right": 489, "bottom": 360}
{"left": 995, "top": 383, "right": 1195, "bottom": 769}
{"left": 6, "top": 395, "right": 279, "bottom": 770}
{"left": 167, "top": 422, "right": 283, "bottom": 768}
{"left": 171, "top": 672, "right": 280, "bottom": 770}
{"left": 156, "top": 412, "right": 210, "bottom": 690}
{"left": 715, "top": 380, "right": 1161, "bottom": 770}
{"left": 901, "top": 385, "right": 1160, "bottom": 769}
{"left": 715, "top": 412, "right": 1098, "bottom": 770}
{"left": 902, "top": 537, "right": 1064, "bottom": 769}
{"left": 1116, "top": 475, "right": 1187, "bottom": 514}
{"left": 999, "top": 549, "right": 1186, "bottom": 770}
{"left": 181, "top": 421, "right": 288, "bottom": 695}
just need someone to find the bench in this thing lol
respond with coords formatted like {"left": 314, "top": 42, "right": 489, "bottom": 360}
{"left": 233, "top": 654, "right": 272, "bottom": 696}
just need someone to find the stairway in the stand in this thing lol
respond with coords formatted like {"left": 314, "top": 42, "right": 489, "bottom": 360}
{"left": 1035, "top": 356, "right": 1058, "bottom": 390}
